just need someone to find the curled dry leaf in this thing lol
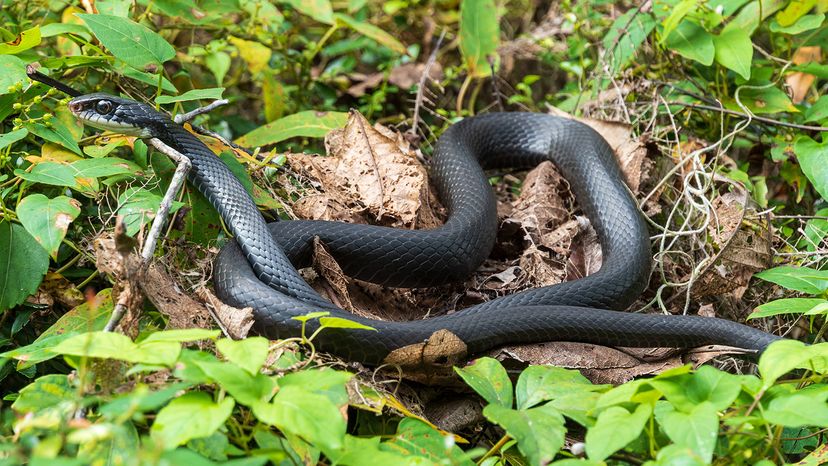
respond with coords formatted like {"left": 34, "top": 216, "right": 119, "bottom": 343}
{"left": 198, "top": 287, "right": 255, "bottom": 339}
{"left": 289, "top": 110, "right": 436, "bottom": 228}
{"left": 786, "top": 46, "right": 821, "bottom": 104}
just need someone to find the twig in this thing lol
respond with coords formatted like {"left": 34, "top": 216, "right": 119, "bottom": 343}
{"left": 671, "top": 101, "right": 828, "bottom": 132}
{"left": 409, "top": 29, "right": 445, "bottom": 137}
{"left": 488, "top": 56, "right": 504, "bottom": 111}
{"left": 103, "top": 138, "right": 192, "bottom": 332}
{"left": 174, "top": 99, "right": 229, "bottom": 124}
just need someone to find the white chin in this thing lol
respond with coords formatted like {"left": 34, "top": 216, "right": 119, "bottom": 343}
{"left": 80, "top": 112, "right": 152, "bottom": 137}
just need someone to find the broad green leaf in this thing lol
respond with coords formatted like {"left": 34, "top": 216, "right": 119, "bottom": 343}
{"left": 764, "top": 392, "right": 828, "bottom": 427}
{"left": 27, "top": 121, "right": 82, "bottom": 155}
{"left": 803, "top": 208, "right": 828, "bottom": 251}
{"left": 648, "top": 444, "right": 708, "bottom": 466}
{"left": 118, "top": 62, "right": 178, "bottom": 92}
{"left": 755, "top": 265, "right": 828, "bottom": 294}
{"left": 731, "top": 85, "right": 797, "bottom": 114}
{"left": 318, "top": 316, "right": 376, "bottom": 331}
{"left": 216, "top": 337, "right": 270, "bottom": 375}
{"left": 0, "top": 221, "right": 49, "bottom": 311}
{"left": 278, "top": 368, "right": 352, "bottom": 406}
{"left": 117, "top": 187, "right": 178, "bottom": 237}
{"left": 205, "top": 51, "right": 231, "bottom": 85}
{"left": 156, "top": 87, "right": 225, "bottom": 105}
{"left": 194, "top": 360, "right": 276, "bottom": 406}
{"left": 12, "top": 374, "right": 73, "bottom": 413}
{"left": 52, "top": 331, "right": 181, "bottom": 366}
{"left": 455, "top": 357, "right": 513, "bottom": 408}
{"left": 16, "top": 162, "right": 77, "bottom": 187}
{"left": 515, "top": 365, "right": 603, "bottom": 410}
{"left": 660, "top": 0, "right": 697, "bottom": 43}
{"left": 40, "top": 23, "right": 91, "bottom": 39}
{"left": 459, "top": 0, "right": 501, "bottom": 77}
{"left": 657, "top": 402, "right": 719, "bottom": 462}
{"left": 0, "top": 55, "right": 27, "bottom": 95}
{"left": 805, "top": 95, "right": 828, "bottom": 123}
{"left": 384, "top": 419, "right": 474, "bottom": 465}
{"left": 0, "top": 128, "right": 28, "bottom": 150}
{"left": 664, "top": 20, "right": 715, "bottom": 65}
{"left": 99, "top": 382, "right": 194, "bottom": 419}
{"left": 0, "top": 26, "right": 41, "bottom": 54}
{"left": 713, "top": 26, "right": 752, "bottom": 79}
{"left": 586, "top": 403, "right": 652, "bottom": 461}
{"left": 769, "top": 13, "right": 825, "bottom": 33}
{"left": 650, "top": 366, "right": 742, "bottom": 412}
{"left": 292, "top": 311, "right": 330, "bottom": 323}
{"left": 83, "top": 139, "right": 126, "bottom": 158}
{"left": 278, "top": 0, "right": 334, "bottom": 23}
{"left": 77, "top": 14, "right": 176, "bottom": 71}
{"left": 759, "top": 339, "right": 814, "bottom": 388}
{"left": 776, "top": 0, "right": 817, "bottom": 26}
{"left": 334, "top": 14, "right": 407, "bottom": 55}
{"left": 141, "top": 329, "right": 221, "bottom": 343}
{"left": 330, "top": 435, "right": 423, "bottom": 466}
{"left": 70, "top": 157, "right": 141, "bottom": 178}
{"left": 795, "top": 137, "right": 828, "bottom": 199}
{"left": 151, "top": 392, "right": 235, "bottom": 447}
{"left": 482, "top": 403, "right": 566, "bottom": 466}
{"left": 236, "top": 110, "right": 348, "bottom": 147}
{"left": 252, "top": 385, "right": 346, "bottom": 455}
{"left": 0, "top": 289, "right": 113, "bottom": 369}
{"left": 602, "top": 8, "right": 656, "bottom": 74}
{"left": 749, "top": 298, "right": 828, "bottom": 318}
{"left": 75, "top": 422, "right": 140, "bottom": 465}
{"left": 17, "top": 194, "right": 82, "bottom": 259}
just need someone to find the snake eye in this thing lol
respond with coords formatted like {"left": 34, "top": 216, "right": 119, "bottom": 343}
{"left": 95, "top": 100, "right": 113, "bottom": 114}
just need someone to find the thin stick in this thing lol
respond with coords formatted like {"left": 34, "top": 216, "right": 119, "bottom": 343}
{"left": 409, "top": 29, "right": 445, "bottom": 137}
{"left": 671, "top": 101, "right": 828, "bottom": 132}
{"left": 174, "top": 99, "right": 230, "bottom": 124}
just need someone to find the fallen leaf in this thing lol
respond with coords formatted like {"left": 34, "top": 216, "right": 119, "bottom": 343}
{"left": 786, "top": 46, "right": 821, "bottom": 104}
{"left": 389, "top": 61, "right": 444, "bottom": 89}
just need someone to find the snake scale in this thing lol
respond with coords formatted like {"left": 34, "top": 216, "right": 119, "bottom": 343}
{"left": 68, "top": 93, "right": 781, "bottom": 365}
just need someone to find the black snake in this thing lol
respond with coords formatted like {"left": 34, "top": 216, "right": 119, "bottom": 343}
{"left": 68, "top": 93, "right": 781, "bottom": 365}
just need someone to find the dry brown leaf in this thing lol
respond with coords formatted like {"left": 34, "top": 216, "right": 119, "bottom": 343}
{"left": 547, "top": 107, "right": 648, "bottom": 193}
{"left": 787, "top": 46, "right": 821, "bottom": 104}
{"left": 198, "top": 287, "right": 255, "bottom": 339}
{"left": 565, "top": 219, "right": 602, "bottom": 282}
{"left": 292, "top": 194, "right": 366, "bottom": 224}
{"left": 289, "top": 110, "right": 432, "bottom": 227}
{"left": 312, "top": 237, "right": 355, "bottom": 311}
{"left": 389, "top": 62, "right": 444, "bottom": 89}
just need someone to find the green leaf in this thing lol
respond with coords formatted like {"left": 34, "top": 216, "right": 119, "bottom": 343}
{"left": 27, "top": 121, "right": 82, "bottom": 155}
{"left": 16, "top": 194, "right": 82, "bottom": 259}
{"left": 156, "top": 87, "right": 225, "bottom": 105}
{"left": 755, "top": 265, "right": 828, "bottom": 294}
{"left": 764, "top": 392, "right": 828, "bottom": 427}
{"left": 70, "top": 157, "right": 141, "bottom": 179}
{"left": 650, "top": 366, "right": 742, "bottom": 412}
{"left": 77, "top": 14, "right": 176, "bottom": 71}
{"left": 0, "top": 26, "right": 41, "bottom": 54}
{"left": 454, "top": 357, "right": 513, "bottom": 408}
{"left": 749, "top": 298, "right": 828, "bottom": 318}
{"left": 141, "top": 329, "right": 220, "bottom": 343}
{"left": 730, "top": 85, "right": 797, "bottom": 114}
{"left": 252, "top": 385, "right": 346, "bottom": 455}
{"left": 12, "top": 374, "right": 73, "bottom": 413}
{"left": 759, "top": 339, "right": 814, "bottom": 388}
{"left": 384, "top": 419, "right": 474, "bottom": 465}
{"left": 0, "top": 221, "right": 49, "bottom": 312}
{"left": 459, "top": 0, "right": 501, "bottom": 77}
{"left": 657, "top": 402, "right": 719, "bottom": 462}
{"left": 236, "top": 110, "right": 348, "bottom": 147}
{"left": 794, "top": 136, "right": 828, "bottom": 200}
{"left": 602, "top": 8, "right": 656, "bottom": 74}
{"left": 15, "top": 162, "right": 77, "bottom": 187}
{"left": 769, "top": 13, "right": 825, "bottom": 33}
{"left": 482, "top": 404, "right": 566, "bottom": 466}
{"left": 0, "top": 289, "right": 113, "bottom": 370}
{"left": 277, "top": 368, "right": 352, "bottom": 406}
{"left": 40, "top": 23, "right": 92, "bottom": 40}
{"left": 318, "top": 316, "right": 376, "bottom": 331}
{"left": 205, "top": 51, "right": 231, "bottom": 85}
{"left": 805, "top": 95, "right": 828, "bottom": 123}
{"left": 0, "top": 55, "right": 27, "bottom": 95}
{"left": 52, "top": 331, "right": 181, "bottom": 366}
{"left": 515, "top": 365, "right": 603, "bottom": 410}
{"left": 776, "top": 0, "right": 817, "bottom": 26}
{"left": 664, "top": 20, "right": 715, "bottom": 65}
{"left": 278, "top": 0, "right": 334, "bottom": 24}
{"left": 660, "top": 0, "right": 697, "bottom": 43}
{"left": 333, "top": 14, "right": 406, "bottom": 55}
{"left": 151, "top": 392, "right": 235, "bottom": 447}
{"left": 216, "top": 337, "right": 269, "bottom": 375}
{"left": 713, "top": 26, "right": 752, "bottom": 79}
{"left": 117, "top": 187, "right": 180, "bottom": 237}
{"left": 0, "top": 129, "right": 28, "bottom": 150}
{"left": 586, "top": 403, "right": 652, "bottom": 461}
{"left": 99, "top": 382, "right": 194, "bottom": 419}
{"left": 194, "top": 360, "right": 276, "bottom": 407}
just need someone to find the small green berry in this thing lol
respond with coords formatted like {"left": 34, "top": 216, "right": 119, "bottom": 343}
{"left": 42, "top": 113, "right": 53, "bottom": 121}
{"left": 12, "top": 103, "right": 22, "bottom": 110}
{"left": 33, "top": 95, "right": 42, "bottom": 104}
{"left": 12, "top": 118, "right": 23, "bottom": 126}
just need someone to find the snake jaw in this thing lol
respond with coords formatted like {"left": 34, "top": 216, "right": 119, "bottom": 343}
{"left": 69, "top": 93, "right": 158, "bottom": 138}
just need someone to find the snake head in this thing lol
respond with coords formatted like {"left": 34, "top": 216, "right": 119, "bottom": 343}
{"left": 68, "top": 93, "right": 165, "bottom": 138}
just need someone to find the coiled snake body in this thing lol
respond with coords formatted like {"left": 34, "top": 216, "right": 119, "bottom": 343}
{"left": 69, "top": 93, "right": 781, "bottom": 365}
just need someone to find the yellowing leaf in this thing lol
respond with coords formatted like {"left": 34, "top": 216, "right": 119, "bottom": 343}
{"left": 0, "top": 26, "right": 41, "bottom": 54}
{"left": 228, "top": 36, "right": 272, "bottom": 74}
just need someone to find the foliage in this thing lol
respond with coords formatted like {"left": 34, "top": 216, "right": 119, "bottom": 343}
{"left": 0, "top": 0, "right": 827, "bottom": 464}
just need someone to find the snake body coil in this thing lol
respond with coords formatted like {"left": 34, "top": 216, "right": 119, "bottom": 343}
{"left": 69, "top": 94, "right": 781, "bottom": 364}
